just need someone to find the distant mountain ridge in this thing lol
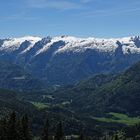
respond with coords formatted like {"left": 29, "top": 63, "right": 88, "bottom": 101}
{"left": 1, "top": 35, "right": 140, "bottom": 86}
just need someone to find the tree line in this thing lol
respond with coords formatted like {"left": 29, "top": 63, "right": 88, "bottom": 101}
{"left": 0, "top": 111, "right": 65, "bottom": 140}
{"left": 0, "top": 112, "right": 140, "bottom": 140}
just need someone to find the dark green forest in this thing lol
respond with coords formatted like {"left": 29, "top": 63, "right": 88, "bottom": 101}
{"left": 1, "top": 61, "right": 140, "bottom": 139}
{"left": 1, "top": 111, "right": 140, "bottom": 140}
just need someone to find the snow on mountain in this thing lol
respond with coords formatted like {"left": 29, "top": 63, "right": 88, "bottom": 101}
{"left": 53, "top": 36, "right": 140, "bottom": 54}
{"left": 0, "top": 35, "right": 140, "bottom": 55}
{"left": 1, "top": 36, "right": 41, "bottom": 52}
{"left": 0, "top": 35, "right": 140, "bottom": 85}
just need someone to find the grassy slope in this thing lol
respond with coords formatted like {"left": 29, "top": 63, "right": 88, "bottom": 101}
{"left": 30, "top": 102, "right": 49, "bottom": 110}
{"left": 93, "top": 112, "right": 140, "bottom": 125}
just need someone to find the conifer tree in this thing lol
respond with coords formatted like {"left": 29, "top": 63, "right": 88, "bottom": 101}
{"left": 41, "top": 119, "right": 49, "bottom": 140}
{"left": 19, "top": 114, "right": 32, "bottom": 140}
{"left": 79, "top": 129, "right": 84, "bottom": 140}
{"left": 113, "top": 134, "right": 119, "bottom": 140}
{"left": 55, "top": 121, "right": 64, "bottom": 140}
{"left": 0, "top": 118, "right": 8, "bottom": 140}
{"left": 7, "top": 111, "right": 18, "bottom": 140}
{"left": 17, "top": 119, "right": 23, "bottom": 140}
{"left": 116, "top": 130, "right": 126, "bottom": 140}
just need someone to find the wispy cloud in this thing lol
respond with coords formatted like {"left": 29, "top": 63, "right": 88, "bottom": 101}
{"left": 26, "top": 0, "right": 83, "bottom": 10}
{"left": 80, "top": 0, "right": 93, "bottom": 3}
{"left": 83, "top": 7, "right": 140, "bottom": 18}
{"left": 0, "top": 12, "right": 39, "bottom": 22}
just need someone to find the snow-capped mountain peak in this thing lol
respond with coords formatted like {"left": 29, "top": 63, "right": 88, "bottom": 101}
{"left": 1, "top": 36, "right": 41, "bottom": 52}
{"left": 1, "top": 35, "right": 140, "bottom": 55}
{"left": 0, "top": 35, "right": 140, "bottom": 85}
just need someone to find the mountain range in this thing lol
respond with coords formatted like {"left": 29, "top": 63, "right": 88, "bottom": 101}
{"left": 1, "top": 35, "right": 140, "bottom": 87}
{"left": 1, "top": 35, "right": 140, "bottom": 136}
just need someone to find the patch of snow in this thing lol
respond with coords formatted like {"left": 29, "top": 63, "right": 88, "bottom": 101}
{"left": 13, "top": 76, "right": 26, "bottom": 80}
{"left": 1, "top": 36, "right": 41, "bottom": 52}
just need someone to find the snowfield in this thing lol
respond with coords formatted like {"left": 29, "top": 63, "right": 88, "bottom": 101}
{"left": 1, "top": 36, "right": 140, "bottom": 55}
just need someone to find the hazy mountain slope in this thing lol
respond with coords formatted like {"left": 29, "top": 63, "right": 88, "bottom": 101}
{"left": 51, "top": 61, "right": 140, "bottom": 117}
{"left": 0, "top": 61, "right": 44, "bottom": 91}
{"left": 1, "top": 36, "right": 140, "bottom": 85}
{"left": 0, "top": 88, "right": 38, "bottom": 117}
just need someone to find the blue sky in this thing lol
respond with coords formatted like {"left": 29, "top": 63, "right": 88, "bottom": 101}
{"left": 0, "top": 0, "right": 140, "bottom": 38}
